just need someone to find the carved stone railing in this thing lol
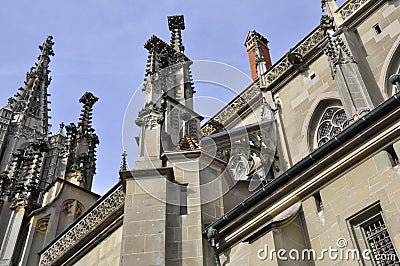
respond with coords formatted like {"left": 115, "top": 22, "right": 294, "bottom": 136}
{"left": 201, "top": 85, "right": 261, "bottom": 137}
{"left": 261, "top": 27, "right": 325, "bottom": 87}
{"left": 336, "top": 0, "right": 369, "bottom": 20}
{"left": 39, "top": 185, "right": 125, "bottom": 266}
{"left": 201, "top": 26, "right": 326, "bottom": 137}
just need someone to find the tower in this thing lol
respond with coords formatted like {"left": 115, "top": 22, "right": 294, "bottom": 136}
{"left": 0, "top": 37, "right": 100, "bottom": 265}
{"left": 245, "top": 31, "right": 273, "bottom": 82}
{"left": 120, "top": 15, "right": 226, "bottom": 266}
{"left": 135, "top": 15, "right": 200, "bottom": 169}
{"left": 0, "top": 36, "right": 54, "bottom": 173}
{"left": 0, "top": 37, "right": 55, "bottom": 265}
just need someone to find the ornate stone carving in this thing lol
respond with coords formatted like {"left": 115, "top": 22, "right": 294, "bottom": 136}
{"left": 62, "top": 200, "right": 75, "bottom": 216}
{"left": 36, "top": 217, "right": 50, "bottom": 233}
{"left": 2, "top": 140, "right": 48, "bottom": 211}
{"left": 287, "top": 50, "right": 307, "bottom": 71}
{"left": 39, "top": 185, "right": 125, "bottom": 266}
{"left": 337, "top": 0, "right": 369, "bottom": 20}
{"left": 325, "top": 34, "right": 356, "bottom": 78}
{"left": 320, "top": 15, "right": 335, "bottom": 33}
{"left": 10, "top": 124, "right": 46, "bottom": 139}
{"left": 136, "top": 102, "right": 164, "bottom": 129}
{"left": 75, "top": 202, "right": 85, "bottom": 218}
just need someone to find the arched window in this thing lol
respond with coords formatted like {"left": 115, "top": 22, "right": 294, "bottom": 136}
{"left": 308, "top": 99, "right": 348, "bottom": 151}
{"left": 316, "top": 107, "right": 348, "bottom": 147}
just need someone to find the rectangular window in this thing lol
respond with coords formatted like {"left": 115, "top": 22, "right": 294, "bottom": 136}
{"left": 347, "top": 203, "right": 399, "bottom": 265}
{"left": 314, "top": 191, "right": 323, "bottom": 212}
{"left": 373, "top": 24, "right": 382, "bottom": 35}
{"left": 180, "top": 184, "right": 188, "bottom": 215}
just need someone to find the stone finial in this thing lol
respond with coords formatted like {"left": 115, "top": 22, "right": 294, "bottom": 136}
{"left": 79, "top": 92, "right": 99, "bottom": 107}
{"left": 119, "top": 151, "right": 127, "bottom": 172}
{"left": 167, "top": 15, "right": 185, "bottom": 53}
{"left": 39, "top": 36, "right": 55, "bottom": 57}
{"left": 144, "top": 35, "right": 168, "bottom": 52}
{"left": 78, "top": 92, "right": 98, "bottom": 133}
{"left": 7, "top": 98, "right": 14, "bottom": 105}
{"left": 57, "top": 122, "right": 65, "bottom": 135}
{"left": 10, "top": 36, "right": 55, "bottom": 136}
{"left": 167, "top": 15, "right": 185, "bottom": 31}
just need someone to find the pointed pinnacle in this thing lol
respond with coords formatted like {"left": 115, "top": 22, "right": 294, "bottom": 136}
{"left": 57, "top": 122, "right": 65, "bottom": 134}
{"left": 39, "top": 36, "right": 55, "bottom": 57}
{"left": 119, "top": 151, "right": 128, "bottom": 172}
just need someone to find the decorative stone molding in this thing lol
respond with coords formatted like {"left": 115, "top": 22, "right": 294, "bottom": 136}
{"left": 263, "top": 27, "right": 325, "bottom": 86}
{"left": 337, "top": 0, "right": 369, "bottom": 20}
{"left": 62, "top": 200, "right": 75, "bottom": 216}
{"left": 287, "top": 50, "right": 307, "bottom": 71}
{"left": 36, "top": 217, "right": 50, "bottom": 233}
{"left": 136, "top": 102, "right": 164, "bottom": 129}
{"left": 201, "top": 26, "right": 326, "bottom": 137}
{"left": 39, "top": 185, "right": 125, "bottom": 266}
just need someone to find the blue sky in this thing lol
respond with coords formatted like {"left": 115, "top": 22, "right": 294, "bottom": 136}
{"left": 0, "top": 0, "right": 346, "bottom": 195}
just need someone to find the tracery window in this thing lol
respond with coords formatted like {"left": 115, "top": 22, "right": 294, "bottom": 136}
{"left": 316, "top": 107, "right": 348, "bottom": 147}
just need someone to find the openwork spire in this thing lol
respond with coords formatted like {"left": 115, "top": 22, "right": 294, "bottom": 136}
{"left": 168, "top": 15, "right": 185, "bottom": 53}
{"left": 11, "top": 36, "right": 55, "bottom": 136}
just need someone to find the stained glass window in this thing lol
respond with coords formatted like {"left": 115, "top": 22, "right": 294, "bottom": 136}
{"left": 316, "top": 107, "right": 348, "bottom": 147}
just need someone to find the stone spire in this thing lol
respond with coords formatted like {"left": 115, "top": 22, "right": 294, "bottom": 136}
{"left": 168, "top": 15, "right": 185, "bottom": 53}
{"left": 12, "top": 36, "right": 55, "bottom": 137}
{"left": 64, "top": 92, "right": 99, "bottom": 189}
